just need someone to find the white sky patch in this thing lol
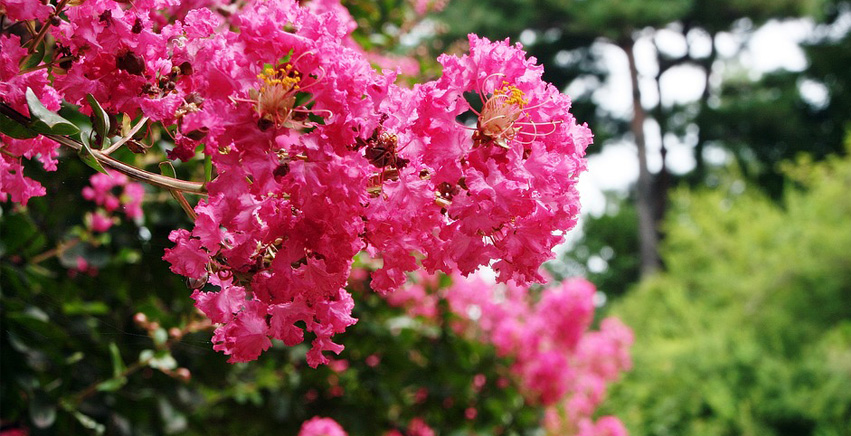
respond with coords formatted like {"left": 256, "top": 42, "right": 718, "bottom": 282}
{"left": 590, "top": 43, "right": 632, "bottom": 119}
{"left": 799, "top": 78, "right": 829, "bottom": 109}
{"left": 659, "top": 64, "right": 706, "bottom": 106}
{"left": 745, "top": 19, "right": 812, "bottom": 73}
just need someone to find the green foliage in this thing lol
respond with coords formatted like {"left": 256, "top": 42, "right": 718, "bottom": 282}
{"left": 25, "top": 88, "right": 79, "bottom": 136}
{"left": 601, "top": 148, "right": 851, "bottom": 435}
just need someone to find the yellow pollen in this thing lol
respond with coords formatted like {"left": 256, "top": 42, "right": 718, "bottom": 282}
{"left": 258, "top": 65, "right": 302, "bottom": 88}
{"left": 493, "top": 81, "right": 528, "bottom": 107}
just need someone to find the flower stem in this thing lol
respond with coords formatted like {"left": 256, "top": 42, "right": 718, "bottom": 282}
{"left": 0, "top": 103, "right": 207, "bottom": 195}
{"left": 29, "top": 237, "right": 80, "bottom": 265}
{"left": 26, "top": 0, "right": 69, "bottom": 54}
{"left": 102, "top": 116, "right": 149, "bottom": 155}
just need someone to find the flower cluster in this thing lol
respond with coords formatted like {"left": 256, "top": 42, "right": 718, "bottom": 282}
{"left": 298, "top": 416, "right": 348, "bottom": 436}
{"left": 384, "top": 418, "right": 436, "bottom": 436}
{"left": 0, "top": 0, "right": 591, "bottom": 366}
{"left": 82, "top": 171, "right": 145, "bottom": 232}
{"left": 388, "top": 273, "right": 633, "bottom": 435}
{"left": 0, "top": 26, "right": 62, "bottom": 205}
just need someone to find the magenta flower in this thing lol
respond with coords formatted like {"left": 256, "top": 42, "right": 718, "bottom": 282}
{"left": 2, "top": 0, "right": 594, "bottom": 369}
{"left": 298, "top": 417, "right": 348, "bottom": 436}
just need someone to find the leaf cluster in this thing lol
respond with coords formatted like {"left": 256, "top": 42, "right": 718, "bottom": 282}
{"left": 600, "top": 144, "right": 851, "bottom": 435}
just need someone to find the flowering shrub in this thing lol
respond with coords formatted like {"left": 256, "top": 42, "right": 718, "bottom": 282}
{"left": 0, "top": 0, "right": 591, "bottom": 367}
{"left": 387, "top": 273, "right": 634, "bottom": 435}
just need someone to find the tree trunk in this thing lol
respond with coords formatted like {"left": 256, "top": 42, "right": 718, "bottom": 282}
{"left": 693, "top": 31, "right": 718, "bottom": 185}
{"left": 621, "top": 38, "right": 661, "bottom": 276}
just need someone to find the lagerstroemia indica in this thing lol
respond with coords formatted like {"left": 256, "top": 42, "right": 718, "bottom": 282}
{"left": 0, "top": 0, "right": 591, "bottom": 366}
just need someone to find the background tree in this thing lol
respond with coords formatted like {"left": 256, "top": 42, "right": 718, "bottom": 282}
{"left": 600, "top": 143, "right": 851, "bottom": 435}
{"left": 435, "top": 0, "right": 835, "bottom": 279}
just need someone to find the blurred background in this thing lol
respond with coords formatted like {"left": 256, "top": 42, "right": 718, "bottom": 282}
{"left": 425, "top": 0, "right": 851, "bottom": 434}
{"left": 2, "top": 0, "right": 850, "bottom": 434}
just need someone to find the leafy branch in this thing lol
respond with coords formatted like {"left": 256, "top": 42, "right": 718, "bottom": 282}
{"left": 0, "top": 98, "right": 207, "bottom": 195}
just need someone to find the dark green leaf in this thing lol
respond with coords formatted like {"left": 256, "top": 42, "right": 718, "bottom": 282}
{"left": 85, "top": 94, "right": 111, "bottom": 147}
{"left": 109, "top": 342, "right": 126, "bottom": 377}
{"left": 7, "top": 312, "right": 69, "bottom": 342}
{"left": 25, "top": 88, "right": 79, "bottom": 135}
{"left": 294, "top": 91, "right": 312, "bottom": 108}
{"left": 158, "top": 161, "right": 177, "bottom": 178}
{"left": 19, "top": 42, "right": 45, "bottom": 71}
{"left": 95, "top": 377, "right": 127, "bottom": 392}
{"left": 0, "top": 111, "right": 37, "bottom": 139}
{"left": 78, "top": 131, "right": 109, "bottom": 175}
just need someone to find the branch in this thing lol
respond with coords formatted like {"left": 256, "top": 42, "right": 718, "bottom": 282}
{"left": 102, "top": 115, "right": 149, "bottom": 155}
{"left": 29, "top": 238, "right": 80, "bottom": 265}
{"left": 0, "top": 103, "right": 207, "bottom": 195}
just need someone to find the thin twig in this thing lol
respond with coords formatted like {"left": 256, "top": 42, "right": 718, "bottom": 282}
{"left": 102, "top": 116, "right": 149, "bottom": 155}
{"left": 29, "top": 238, "right": 80, "bottom": 265}
{"left": 26, "top": 0, "right": 69, "bottom": 53}
{"left": 169, "top": 190, "right": 198, "bottom": 221}
{"left": 20, "top": 56, "right": 75, "bottom": 73}
{"left": 67, "top": 360, "right": 147, "bottom": 407}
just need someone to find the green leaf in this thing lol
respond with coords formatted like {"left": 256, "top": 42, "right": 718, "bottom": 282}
{"left": 0, "top": 111, "right": 37, "bottom": 139}
{"left": 7, "top": 311, "right": 69, "bottom": 342}
{"left": 158, "top": 161, "right": 177, "bottom": 178}
{"left": 78, "top": 132, "right": 109, "bottom": 175}
{"left": 19, "top": 42, "right": 45, "bottom": 71}
{"left": 294, "top": 91, "right": 312, "bottom": 108}
{"left": 108, "top": 342, "right": 126, "bottom": 377}
{"left": 95, "top": 377, "right": 127, "bottom": 393}
{"left": 25, "top": 88, "right": 79, "bottom": 136}
{"left": 62, "top": 301, "right": 110, "bottom": 316}
{"left": 204, "top": 154, "right": 213, "bottom": 184}
{"left": 70, "top": 411, "right": 105, "bottom": 435}
{"left": 65, "top": 352, "right": 85, "bottom": 365}
{"left": 85, "top": 94, "right": 111, "bottom": 147}
{"left": 148, "top": 350, "right": 178, "bottom": 371}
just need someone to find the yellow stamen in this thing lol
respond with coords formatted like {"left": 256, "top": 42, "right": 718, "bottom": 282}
{"left": 493, "top": 81, "right": 528, "bottom": 107}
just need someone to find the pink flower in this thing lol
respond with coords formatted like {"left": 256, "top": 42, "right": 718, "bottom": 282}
{"left": 81, "top": 171, "right": 145, "bottom": 223}
{"left": 3, "top": 0, "right": 595, "bottom": 370}
{"left": 89, "top": 211, "right": 114, "bottom": 233}
{"left": 406, "top": 418, "right": 435, "bottom": 436}
{"left": 211, "top": 300, "right": 272, "bottom": 363}
{"left": 0, "top": 157, "right": 46, "bottom": 206}
{"left": 0, "top": 0, "right": 51, "bottom": 21}
{"left": 298, "top": 417, "right": 347, "bottom": 436}
{"left": 396, "top": 271, "right": 633, "bottom": 431}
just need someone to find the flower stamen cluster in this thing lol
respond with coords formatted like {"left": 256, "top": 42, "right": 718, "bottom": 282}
{"left": 472, "top": 81, "right": 528, "bottom": 149}
{"left": 255, "top": 63, "right": 303, "bottom": 129}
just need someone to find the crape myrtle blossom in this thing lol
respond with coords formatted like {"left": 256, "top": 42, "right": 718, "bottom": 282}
{"left": 0, "top": 0, "right": 591, "bottom": 367}
{"left": 387, "top": 273, "right": 633, "bottom": 435}
{"left": 82, "top": 171, "right": 146, "bottom": 233}
{"left": 298, "top": 416, "right": 348, "bottom": 436}
{"left": 0, "top": 31, "right": 62, "bottom": 205}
